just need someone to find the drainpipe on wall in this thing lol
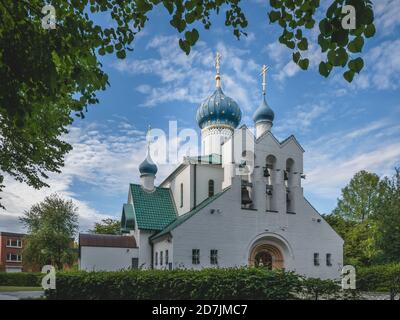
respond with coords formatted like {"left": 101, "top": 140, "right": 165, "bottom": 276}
{"left": 193, "top": 164, "right": 197, "bottom": 208}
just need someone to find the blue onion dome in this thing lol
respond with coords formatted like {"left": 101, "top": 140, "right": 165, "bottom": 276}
{"left": 252, "top": 96, "right": 274, "bottom": 124}
{"left": 139, "top": 152, "right": 157, "bottom": 177}
{"left": 196, "top": 87, "right": 242, "bottom": 129}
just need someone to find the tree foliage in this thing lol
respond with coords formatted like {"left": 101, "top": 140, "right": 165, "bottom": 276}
{"left": 333, "top": 170, "right": 382, "bottom": 222}
{"left": 269, "top": 0, "right": 375, "bottom": 82}
{"left": 19, "top": 194, "right": 79, "bottom": 270}
{"left": 327, "top": 169, "right": 400, "bottom": 267}
{"left": 89, "top": 218, "right": 121, "bottom": 235}
{"left": 0, "top": 0, "right": 376, "bottom": 207}
{"left": 374, "top": 168, "right": 400, "bottom": 263}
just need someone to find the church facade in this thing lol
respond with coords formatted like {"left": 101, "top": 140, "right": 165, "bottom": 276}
{"left": 82, "top": 54, "right": 343, "bottom": 280}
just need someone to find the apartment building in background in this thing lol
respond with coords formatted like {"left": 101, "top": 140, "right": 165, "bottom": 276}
{"left": 0, "top": 231, "right": 26, "bottom": 272}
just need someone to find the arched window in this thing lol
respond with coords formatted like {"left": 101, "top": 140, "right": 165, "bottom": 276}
{"left": 265, "top": 155, "right": 277, "bottom": 185}
{"left": 180, "top": 183, "right": 183, "bottom": 208}
{"left": 208, "top": 179, "right": 215, "bottom": 197}
{"left": 286, "top": 158, "right": 295, "bottom": 212}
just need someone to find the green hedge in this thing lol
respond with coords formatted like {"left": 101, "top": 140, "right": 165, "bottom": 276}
{"left": 47, "top": 268, "right": 303, "bottom": 300}
{"left": 0, "top": 272, "right": 42, "bottom": 286}
{"left": 357, "top": 263, "right": 400, "bottom": 299}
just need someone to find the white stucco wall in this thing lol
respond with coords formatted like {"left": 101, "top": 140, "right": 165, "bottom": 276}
{"left": 153, "top": 238, "right": 173, "bottom": 270}
{"left": 156, "top": 129, "right": 343, "bottom": 280}
{"left": 195, "top": 165, "right": 223, "bottom": 206}
{"left": 168, "top": 179, "right": 342, "bottom": 279}
{"left": 137, "top": 230, "right": 155, "bottom": 269}
{"left": 164, "top": 165, "right": 192, "bottom": 215}
{"left": 80, "top": 246, "right": 139, "bottom": 272}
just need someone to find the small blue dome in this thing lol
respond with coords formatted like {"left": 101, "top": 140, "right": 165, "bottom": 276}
{"left": 252, "top": 96, "right": 274, "bottom": 124}
{"left": 196, "top": 87, "right": 242, "bottom": 129}
{"left": 139, "top": 153, "right": 157, "bottom": 176}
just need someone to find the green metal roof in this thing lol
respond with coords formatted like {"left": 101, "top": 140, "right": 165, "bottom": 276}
{"left": 121, "top": 203, "right": 135, "bottom": 230}
{"left": 150, "top": 187, "right": 231, "bottom": 241}
{"left": 187, "top": 153, "right": 222, "bottom": 165}
{"left": 130, "top": 184, "right": 177, "bottom": 231}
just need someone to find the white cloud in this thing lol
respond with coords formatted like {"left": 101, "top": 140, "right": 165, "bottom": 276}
{"left": 339, "top": 39, "right": 400, "bottom": 91}
{"left": 375, "top": 0, "right": 400, "bottom": 36}
{"left": 274, "top": 103, "right": 331, "bottom": 134}
{"left": 265, "top": 40, "right": 325, "bottom": 83}
{"left": 111, "top": 36, "right": 261, "bottom": 111}
{"left": 0, "top": 119, "right": 174, "bottom": 233}
{"left": 305, "top": 143, "right": 400, "bottom": 199}
{"left": 303, "top": 117, "right": 400, "bottom": 200}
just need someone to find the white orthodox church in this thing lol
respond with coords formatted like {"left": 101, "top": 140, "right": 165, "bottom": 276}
{"left": 79, "top": 54, "right": 343, "bottom": 280}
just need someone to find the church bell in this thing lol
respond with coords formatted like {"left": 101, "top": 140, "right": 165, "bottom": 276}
{"left": 241, "top": 186, "right": 252, "bottom": 205}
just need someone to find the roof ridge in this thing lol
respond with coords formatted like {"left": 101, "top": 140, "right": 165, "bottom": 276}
{"left": 129, "top": 183, "right": 170, "bottom": 190}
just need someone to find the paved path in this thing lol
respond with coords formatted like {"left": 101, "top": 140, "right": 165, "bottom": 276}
{"left": 0, "top": 291, "right": 44, "bottom": 300}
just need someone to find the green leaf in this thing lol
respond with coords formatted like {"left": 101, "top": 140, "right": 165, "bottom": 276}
{"left": 293, "top": 51, "right": 301, "bottom": 63}
{"left": 298, "top": 58, "right": 309, "bottom": 70}
{"left": 343, "top": 70, "right": 355, "bottom": 83}
{"left": 359, "top": 7, "right": 374, "bottom": 25}
{"left": 364, "top": 24, "right": 376, "bottom": 38}
{"left": 297, "top": 38, "right": 308, "bottom": 51}
{"left": 185, "top": 28, "right": 199, "bottom": 46}
{"left": 348, "top": 58, "right": 364, "bottom": 73}
{"left": 295, "top": 29, "right": 302, "bottom": 40}
{"left": 319, "top": 19, "right": 332, "bottom": 36}
{"left": 269, "top": 11, "right": 281, "bottom": 23}
{"left": 348, "top": 36, "right": 364, "bottom": 53}
{"left": 332, "top": 29, "right": 349, "bottom": 47}
{"left": 318, "top": 34, "right": 329, "bottom": 52}
{"left": 163, "top": 1, "right": 174, "bottom": 14}
{"left": 286, "top": 41, "right": 295, "bottom": 49}
{"left": 105, "top": 45, "right": 113, "bottom": 53}
{"left": 270, "top": 0, "right": 282, "bottom": 9}
{"left": 116, "top": 50, "right": 126, "bottom": 59}
{"left": 305, "top": 19, "right": 315, "bottom": 29}
{"left": 179, "top": 39, "right": 190, "bottom": 55}
{"left": 319, "top": 61, "right": 332, "bottom": 77}
{"left": 98, "top": 47, "right": 106, "bottom": 56}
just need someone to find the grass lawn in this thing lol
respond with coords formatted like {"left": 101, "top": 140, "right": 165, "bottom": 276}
{"left": 0, "top": 286, "right": 42, "bottom": 292}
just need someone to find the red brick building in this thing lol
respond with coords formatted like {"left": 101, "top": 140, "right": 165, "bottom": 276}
{"left": 0, "top": 232, "right": 26, "bottom": 272}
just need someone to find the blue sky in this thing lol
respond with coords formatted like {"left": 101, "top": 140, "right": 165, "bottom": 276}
{"left": 1, "top": 0, "right": 400, "bottom": 232}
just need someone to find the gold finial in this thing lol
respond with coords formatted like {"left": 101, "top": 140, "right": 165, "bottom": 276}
{"left": 215, "top": 52, "right": 222, "bottom": 88}
{"left": 260, "top": 65, "right": 270, "bottom": 96}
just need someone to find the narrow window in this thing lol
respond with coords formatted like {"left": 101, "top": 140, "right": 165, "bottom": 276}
{"left": 210, "top": 249, "right": 218, "bottom": 265}
{"left": 160, "top": 251, "right": 163, "bottom": 266}
{"left": 326, "top": 253, "right": 332, "bottom": 266}
{"left": 165, "top": 250, "right": 169, "bottom": 265}
{"left": 192, "top": 249, "right": 200, "bottom": 265}
{"left": 180, "top": 183, "right": 183, "bottom": 208}
{"left": 131, "top": 258, "right": 139, "bottom": 269}
{"left": 155, "top": 252, "right": 158, "bottom": 266}
{"left": 208, "top": 180, "right": 215, "bottom": 197}
{"left": 314, "top": 253, "right": 320, "bottom": 266}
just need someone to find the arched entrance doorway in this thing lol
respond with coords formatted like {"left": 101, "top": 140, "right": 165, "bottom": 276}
{"left": 249, "top": 243, "right": 284, "bottom": 270}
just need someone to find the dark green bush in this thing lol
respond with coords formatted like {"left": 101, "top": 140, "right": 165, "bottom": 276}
{"left": 46, "top": 268, "right": 302, "bottom": 300}
{"left": 0, "top": 272, "right": 42, "bottom": 286}
{"left": 357, "top": 263, "right": 400, "bottom": 299}
{"left": 300, "top": 277, "right": 341, "bottom": 300}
